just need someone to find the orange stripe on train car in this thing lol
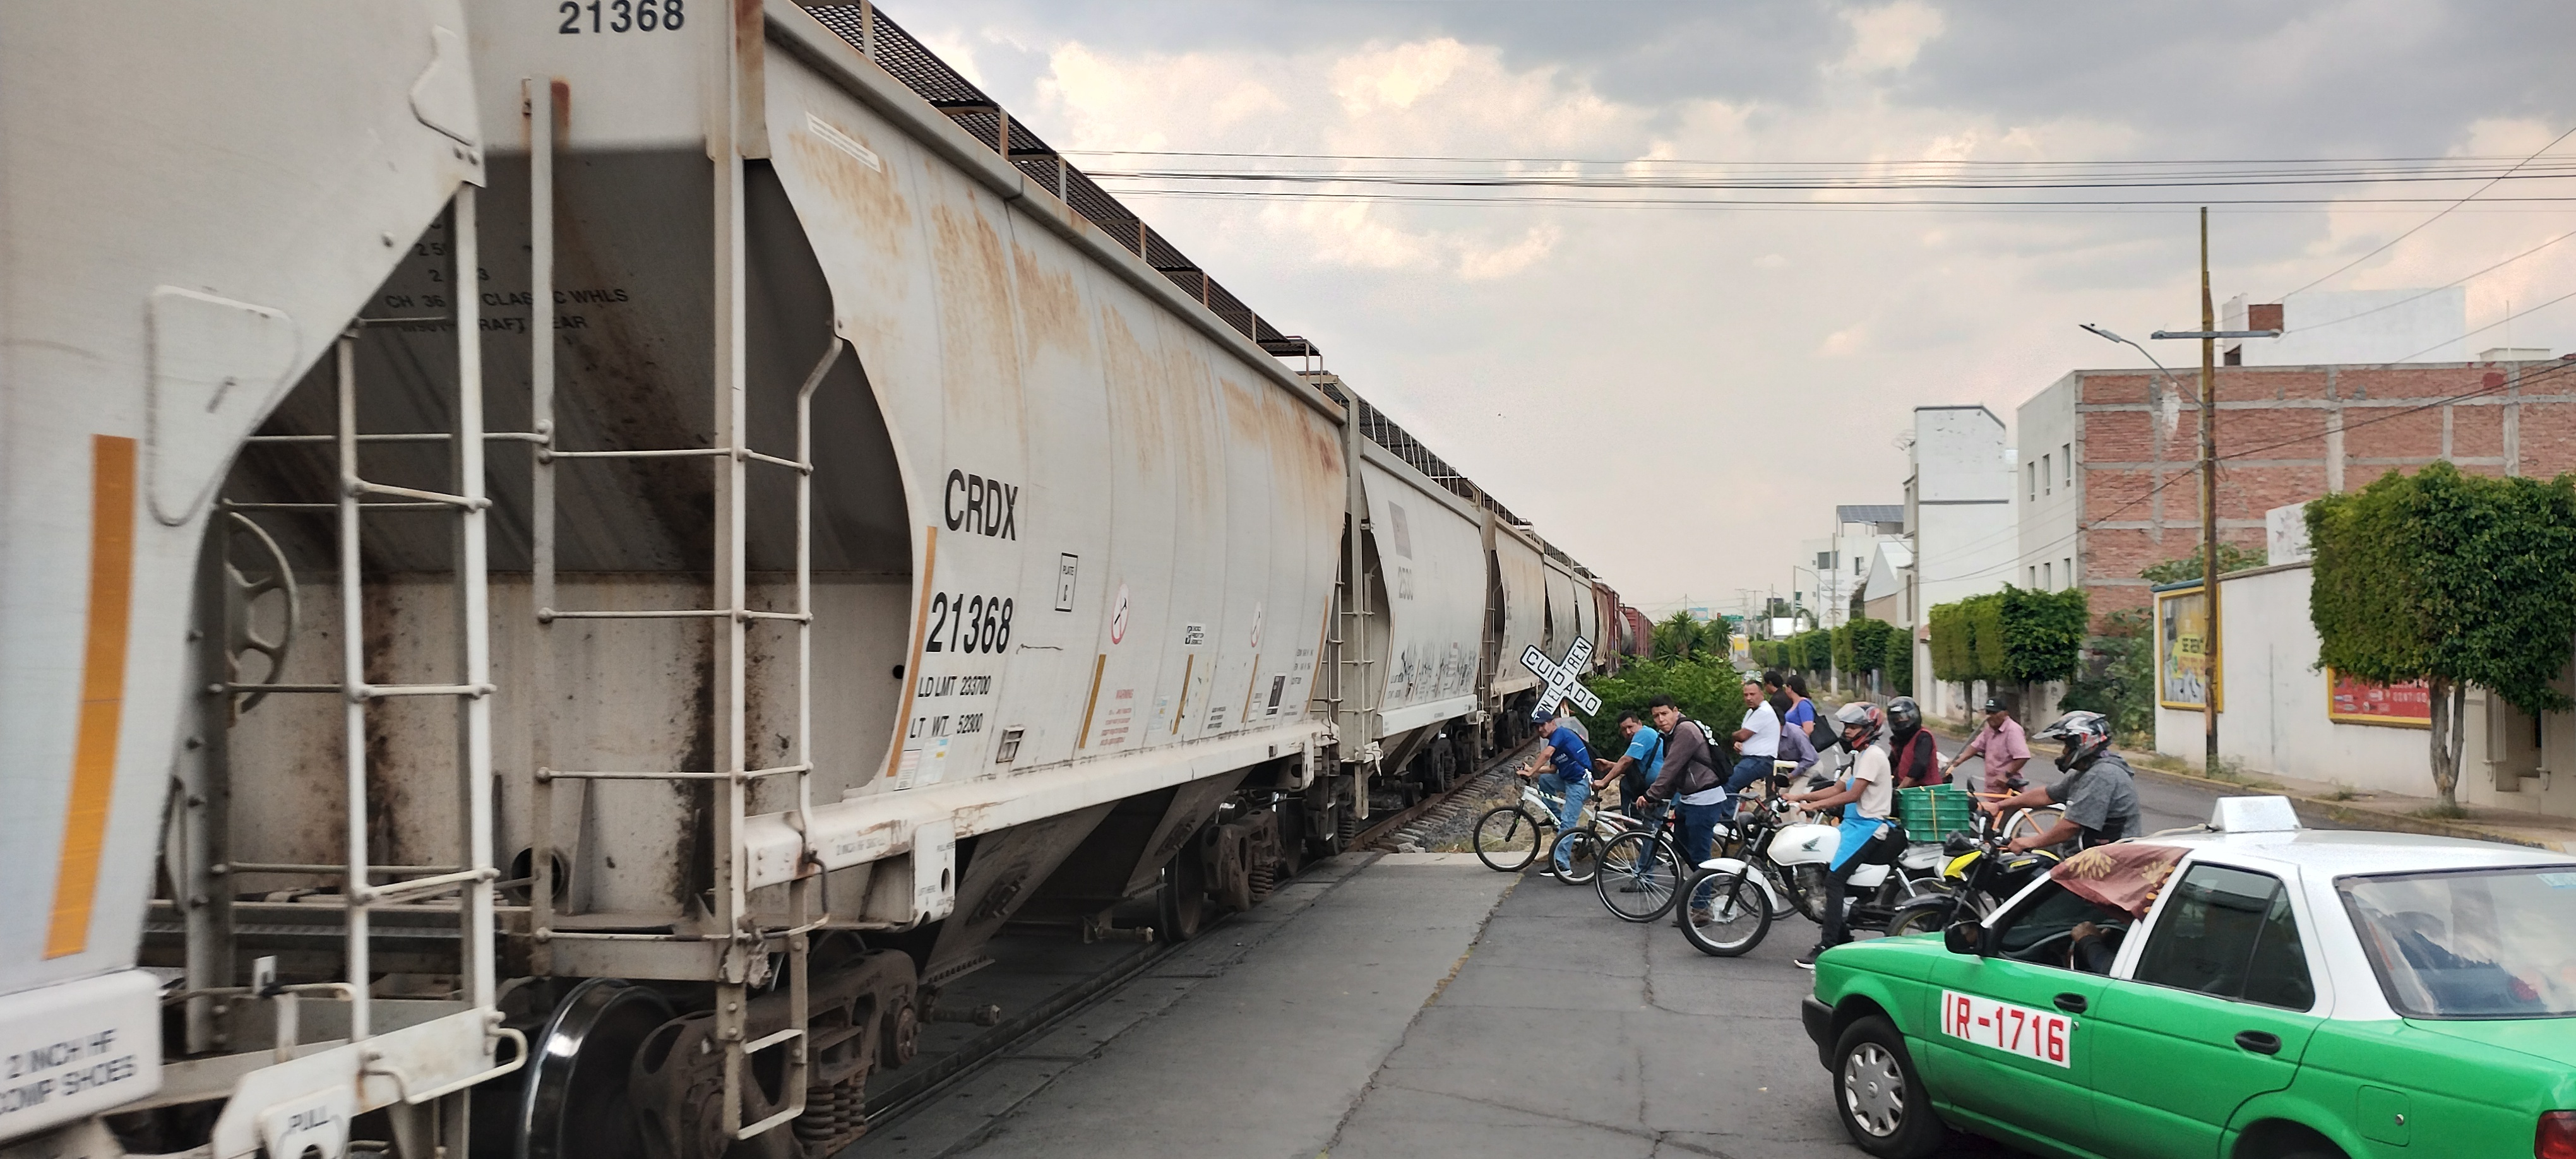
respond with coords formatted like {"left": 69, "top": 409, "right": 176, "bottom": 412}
{"left": 47, "top": 436, "right": 137, "bottom": 958}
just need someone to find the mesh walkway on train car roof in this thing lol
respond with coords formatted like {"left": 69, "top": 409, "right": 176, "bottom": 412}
{"left": 796, "top": 3, "right": 1593, "bottom": 575}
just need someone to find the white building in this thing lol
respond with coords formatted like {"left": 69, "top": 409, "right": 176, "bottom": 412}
{"left": 2222, "top": 288, "right": 2466, "bottom": 366}
{"left": 1802, "top": 504, "right": 1905, "bottom": 628}
{"left": 1859, "top": 539, "right": 1914, "bottom": 626}
{"left": 1905, "top": 406, "right": 2017, "bottom": 719}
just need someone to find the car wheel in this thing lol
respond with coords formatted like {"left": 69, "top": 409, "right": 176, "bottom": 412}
{"left": 1832, "top": 1016, "right": 1945, "bottom": 1159}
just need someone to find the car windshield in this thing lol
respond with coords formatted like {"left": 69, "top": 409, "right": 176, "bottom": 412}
{"left": 2339, "top": 867, "right": 2576, "bottom": 1019}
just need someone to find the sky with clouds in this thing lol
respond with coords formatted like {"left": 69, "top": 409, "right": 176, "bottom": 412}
{"left": 893, "top": 0, "right": 2576, "bottom": 620}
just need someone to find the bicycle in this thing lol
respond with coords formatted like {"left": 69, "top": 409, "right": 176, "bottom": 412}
{"left": 1591, "top": 800, "right": 1685, "bottom": 922}
{"left": 1472, "top": 783, "right": 1558, "bottom": 872}
{"left": 1474, "top": 780, "right": 1611, "bottom": 881}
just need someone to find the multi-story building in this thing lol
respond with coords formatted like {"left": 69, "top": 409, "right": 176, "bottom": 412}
{"left": 1905, "top": 406, "right": 2017, "bottom": 716}
{"left": 1801, "top": 504, "right": 1905, "bottom": 629}
{"left": 2018, "top": 351, "right": 2576, "bottom": 620}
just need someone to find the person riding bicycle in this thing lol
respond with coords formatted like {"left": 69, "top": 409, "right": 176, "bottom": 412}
{"left": 1979, "top": 710, "right": 2142, "bottom": 853}
{"left": 1640, "top": 696, "right": 1727, "bottom": 914}
{"left": 1594, "top": 711, "right": 1664, "bottom": 812}
{"left": 1886, "top": 696, "right": 1943, "bottom": 788}
{"left": 1786, "top": 701, "right": 1902, "bottom": 969}
{"left": 1517, "top": 709, "right": 1595, "bottom": 876}
{"left": 1945, "top": 696, "right": 2030, "bottom": 793}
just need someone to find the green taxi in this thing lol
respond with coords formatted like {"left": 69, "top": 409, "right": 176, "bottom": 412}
{"left": 1800, "top": 798, "right": 2576, "bottom": 1159}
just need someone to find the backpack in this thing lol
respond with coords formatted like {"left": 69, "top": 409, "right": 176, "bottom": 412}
{"left": 1671, "top": 720, "right": 1724, "bottom": 796}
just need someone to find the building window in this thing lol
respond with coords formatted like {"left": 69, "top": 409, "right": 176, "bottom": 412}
{"left": 2042, "top": 561, "right": 2053, "bottom": 588}
{"left": 2064, "top": 556, "right": 2074, "bottom": 588}
{"left": 2061, "top": 443, "right": 2072, "bottom": 487}
{"left": 2041, "top": 454, "right": 2052, "bottom": 496}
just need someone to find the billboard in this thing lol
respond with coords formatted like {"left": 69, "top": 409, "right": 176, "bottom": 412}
{"left": 2326, "top": 669, "right": 2432, "bottom": 728}
{"left": 2156, "top": 585, "right": 2221, "bottom": 711}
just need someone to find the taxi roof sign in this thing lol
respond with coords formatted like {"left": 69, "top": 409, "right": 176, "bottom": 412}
{"left": 2210, "top": 795, "right": 2302, "bottom": 833}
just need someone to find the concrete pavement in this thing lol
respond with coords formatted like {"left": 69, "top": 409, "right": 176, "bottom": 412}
{"left": 850, "top": 750, "right": 2313, "bottom": 1159}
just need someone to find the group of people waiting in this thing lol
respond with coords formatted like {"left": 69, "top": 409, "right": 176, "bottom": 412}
{"left": 1517, "top": 673, "right": 2143, "bottom": 968}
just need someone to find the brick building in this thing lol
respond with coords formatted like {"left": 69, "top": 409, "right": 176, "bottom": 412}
{"left": 2017, "top": 355, "right": 2576, "bottom": 619}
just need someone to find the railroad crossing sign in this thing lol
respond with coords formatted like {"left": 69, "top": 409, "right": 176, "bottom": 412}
{"left": 1521, "top": 638, "right": 1601, "bottom": 719}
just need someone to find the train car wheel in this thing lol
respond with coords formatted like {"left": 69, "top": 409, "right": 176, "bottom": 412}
{"left": 516, "top": 977, "right": 674, "bottom": 1159}
{"left": 1160, "top": 847, "right": 1208, "bottom": 942}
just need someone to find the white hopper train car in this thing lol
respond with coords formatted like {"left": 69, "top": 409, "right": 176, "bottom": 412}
{"left": 0, "top": 3, "right": 1635, "bottom": 1156}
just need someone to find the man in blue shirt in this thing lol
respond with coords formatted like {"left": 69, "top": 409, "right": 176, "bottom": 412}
{"left": 1517, "top": 710, "right": 1594, "bottom": 874}
{"left": 1594, "top": 711, "right": 1664, "bottom": 808}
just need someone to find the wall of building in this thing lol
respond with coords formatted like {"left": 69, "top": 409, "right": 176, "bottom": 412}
{"left": 1907, "top": 405, "right": 2017, "bottom": 718}
{"left": 2152, "top": 562, "right": 2576, "bottom": 818}
{"left": 2016, "top": 376, "right": 2084, "bottom": 595}
{"left": 2226, "top": 288, "right": 2467, "bottom": 366}
{"left": 2054, "top": 357, "right": 2576, "bottom": 621}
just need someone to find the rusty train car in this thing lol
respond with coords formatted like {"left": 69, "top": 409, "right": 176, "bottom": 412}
{"left": 0, "top": 3, "right": 1649, "bottom": 1157}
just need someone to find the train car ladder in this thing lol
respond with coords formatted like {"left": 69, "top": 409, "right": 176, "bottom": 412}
{"left": 517, "top": 79, "right": 823, "bottom": 1144}
{"left": 194, "top": 186, "right": 518, "bottom": 1146}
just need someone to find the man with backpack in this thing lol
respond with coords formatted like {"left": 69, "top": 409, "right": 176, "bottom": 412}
{"left": 1640, "top": 695, "right": 1727, "bottom": 916}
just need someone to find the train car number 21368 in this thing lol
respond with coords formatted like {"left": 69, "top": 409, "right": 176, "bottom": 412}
{"left": 925, "top": 594, "right": 1013, "bottom": 654}
{"left": 559, "top": 0, "right": 684, "bottom": 35}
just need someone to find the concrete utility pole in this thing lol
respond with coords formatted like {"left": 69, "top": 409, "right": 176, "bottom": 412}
{"left": 2198, "top": 209, "right": 2221, "bottom": 776}
{"left": 2084, "top": 211, "right": 2277, "bottom": 778}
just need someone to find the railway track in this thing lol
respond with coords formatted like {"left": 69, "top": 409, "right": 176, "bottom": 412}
{"left": 1356, "top": 738, "right": 1538, "bottom": 852}
{"left": 857, "top": 737, "right": 1535, "bottom": 1139}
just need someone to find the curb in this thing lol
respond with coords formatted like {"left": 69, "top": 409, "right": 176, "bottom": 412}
{"left": 2125, "top": 764, "right": 2562, "bottom": 852}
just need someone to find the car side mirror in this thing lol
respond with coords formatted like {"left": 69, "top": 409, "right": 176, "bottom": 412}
{"left": 1945, "top": 920, "right": 1984, "bottom": 956}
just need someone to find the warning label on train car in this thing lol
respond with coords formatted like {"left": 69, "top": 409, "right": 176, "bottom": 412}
{"left": 0, "top": 971, "right": 159, "bottom": 1138}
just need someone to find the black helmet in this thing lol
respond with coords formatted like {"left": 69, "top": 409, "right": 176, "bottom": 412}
{"left": 1832, "top": 701, "right": 1885, "bottom": 749}
{"left": 2032, "top": 710, "right": 2113, "bottom": 772}
{"left": 1887, "top": 696, "right": 1923, "bottom": 737}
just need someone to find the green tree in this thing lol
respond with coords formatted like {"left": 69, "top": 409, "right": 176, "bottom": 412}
{"left": 1998, "top": 586, "right": 2089, "bottom": 684}
{"left": 1577, "top": 655, "right": 1750, "bottom": 740}
{"left": 2309, "top": 461, "right": 2576, "bottom": 810}
{"left": 1927, "top": 601, "right": 1976, "bottom": 683}
{"left": 2061, "top": 607, "right": 2152, "bottom": 740}
{"left": 1652, "top": 611, "right": 1712, "bottom": 660}
{"left": 2140, "top": 542, "right": 2267, "bottom": 586}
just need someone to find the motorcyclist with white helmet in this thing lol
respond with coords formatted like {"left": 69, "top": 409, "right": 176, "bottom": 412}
{"left": 1981, "top": 710, "right": 2143, "bottom": 852}
{"left": 1785, "top": 701, "right": 1902, "bottom": 968}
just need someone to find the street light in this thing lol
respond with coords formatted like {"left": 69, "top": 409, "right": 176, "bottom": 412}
{"left": 2080, "top": 256, "right": 2282, "bottom": 778}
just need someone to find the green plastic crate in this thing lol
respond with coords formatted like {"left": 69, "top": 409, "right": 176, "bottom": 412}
{"left": 1896, "top": 783, "right": 1976, "bottom": 844}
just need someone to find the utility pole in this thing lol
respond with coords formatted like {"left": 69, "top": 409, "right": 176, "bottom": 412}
{"left": 2126, "top": 208, "right": 2276, "bottom": 777}
{"left": 2198, "top": 208, "right": 2221, "bottom": 777}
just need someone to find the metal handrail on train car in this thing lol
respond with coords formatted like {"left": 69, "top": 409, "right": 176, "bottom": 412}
{"left": 515, "top": 79, "right": 820, "bottom": 1144}
{"left": 200, "top": 193, "right": 504, "bottom": 1042}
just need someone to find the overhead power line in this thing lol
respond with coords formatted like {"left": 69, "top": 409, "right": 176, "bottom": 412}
{"left": 2282, "top": 122, "right": 2576, "bottom": 298}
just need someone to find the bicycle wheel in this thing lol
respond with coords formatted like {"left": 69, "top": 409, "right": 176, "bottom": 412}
{"left": 1549, "top": 827, "right": 1602, "bottom": 884}
{"left": 2005, "top": 806, "right": 2063, "bottom": 848}
{"left": 1594, "top": 830, "right": 1681, "bottom": 922}
{"left": 1679, "top": 869, "right": 1771, "bottom": 957}
{"left": 1473, "top": 805, "right": 1551, "bottom": 872}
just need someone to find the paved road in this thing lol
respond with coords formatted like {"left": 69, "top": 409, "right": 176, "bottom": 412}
{"left": 854, "top": 744, "right": 2298, "bottom": 1159}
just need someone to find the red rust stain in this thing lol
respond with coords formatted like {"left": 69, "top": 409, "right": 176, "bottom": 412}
{"left": 1010, "top": 240, "right": 1087, "bottom": 357}
{"left": 1095, "top": 305, "right": 1169, "bottom": 473}
{"left": 927, "top": 187, "right": 1022, "bottom": 417}
{"left": 787, "top": 121, "right": 914, "bottom": 251}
